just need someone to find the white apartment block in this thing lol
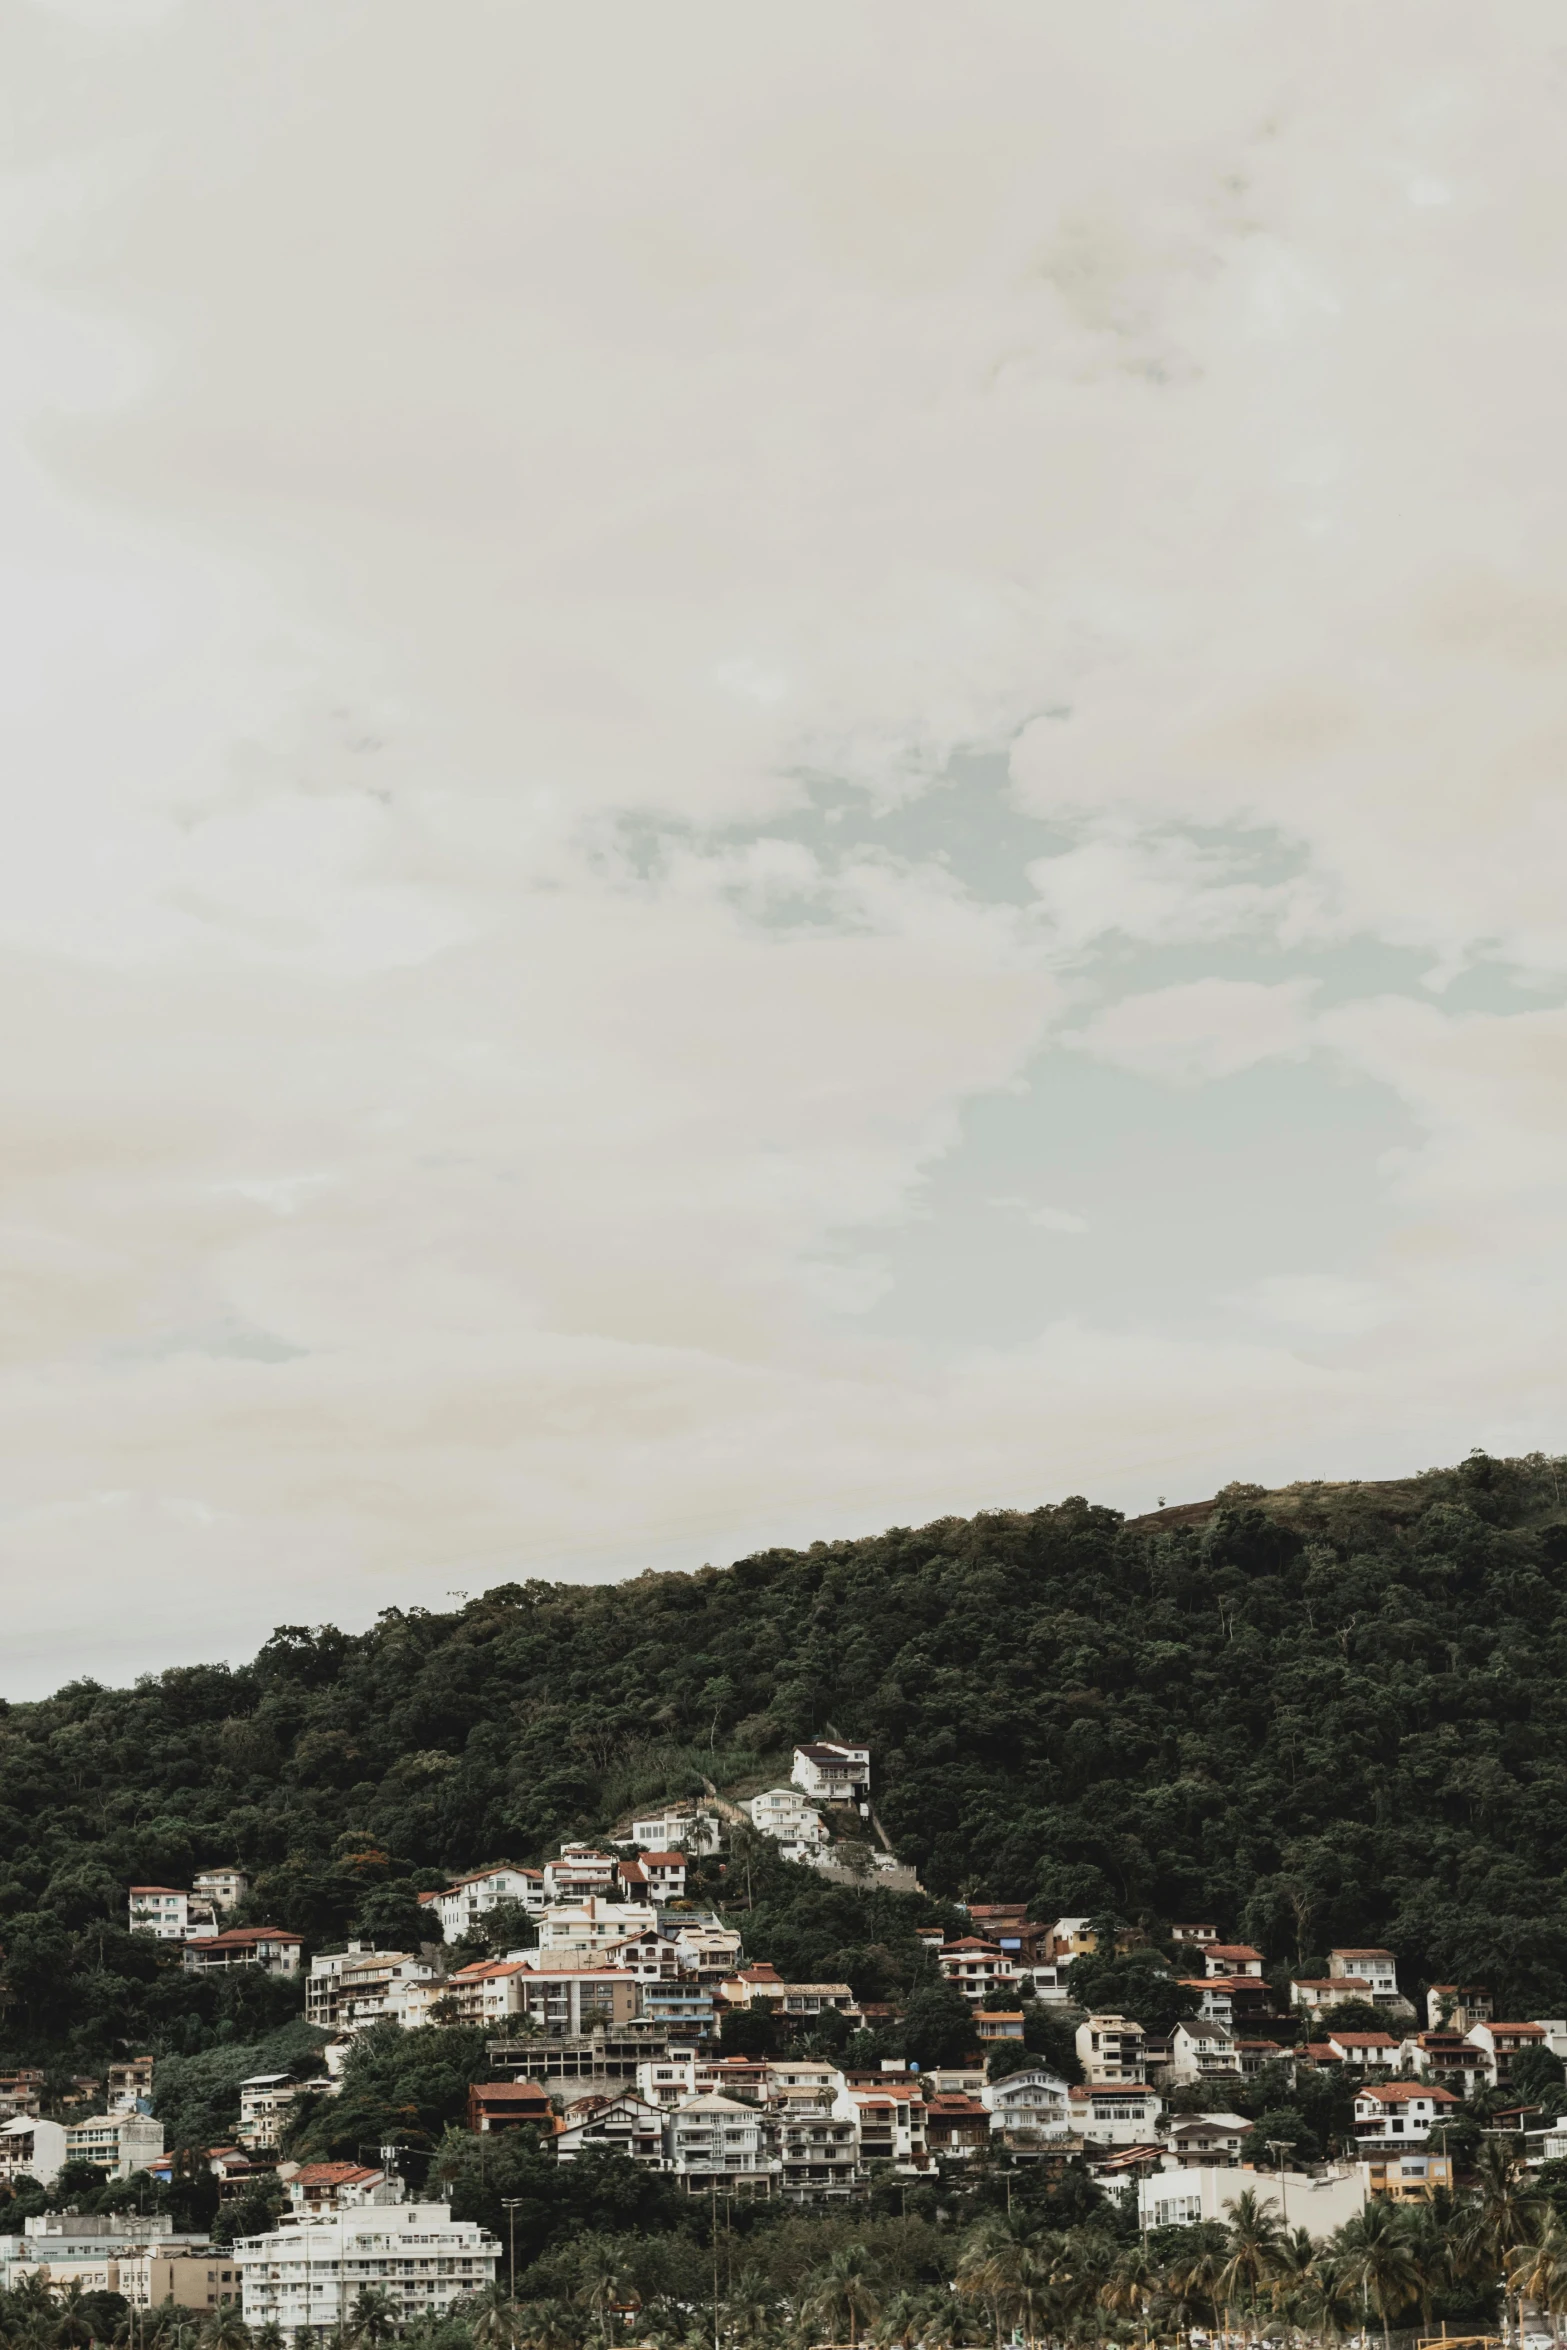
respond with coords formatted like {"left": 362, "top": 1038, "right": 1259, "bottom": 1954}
{"left": 1075, "top": 2015, "right": 1147, "bottom": 2084}
{"left": 236, "top": 2204, "right": 498, "bottom": 2340}
{"left": 65, "top": 2114, "right": 166, "bottom": 2180}
{"left": 307, "top": 1947, "right": 437, "bottom": 2034}
{"left": 0, "top": 2117, "right": 66, "bottom": 2188}
{"left": 543, "top": 1846, "right": 620, "bottom": 1903}
{"left": 666, "top": 2095, "right": 776, "bottom": 2194}
{"left": 981, "top": 2066, "right": 1071, "bottom": 2140}
{"left": 746, "top": 1788, "right": 829, "bottom": 1857}
{"left": 536, "top": 1898, "right": 660, "bottom": 1959}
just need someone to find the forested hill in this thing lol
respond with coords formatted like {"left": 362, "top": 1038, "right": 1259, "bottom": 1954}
{"left": 6, "top": 1445, "right": 1567, "bottom": 2068}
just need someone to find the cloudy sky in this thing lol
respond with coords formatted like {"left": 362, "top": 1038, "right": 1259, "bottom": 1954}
{"left": 2, "top": 0, "right": 1564, "bottom": 1694}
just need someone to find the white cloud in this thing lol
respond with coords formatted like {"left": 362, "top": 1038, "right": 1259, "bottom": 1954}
{"left": 1070, "top": 978, "right": 1319, "bottom": 1085}
{"left": 0, "top": 1, "right": 1563, "bottom": 1686}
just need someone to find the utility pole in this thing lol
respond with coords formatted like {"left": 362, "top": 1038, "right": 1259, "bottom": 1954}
{"left": 1265, "top": 2139, "right": 1292, "bottom": 2232}
{"left": 501, "top": 2197, "right": 524, "bottom": 2300}
{"left": 710, "top": 2179, "right": 720, "bottom": 2350}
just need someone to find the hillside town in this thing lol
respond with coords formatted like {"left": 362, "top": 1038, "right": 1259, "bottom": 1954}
{"left": 5, "top": 1739, "right": 1567, "bottom": 2337}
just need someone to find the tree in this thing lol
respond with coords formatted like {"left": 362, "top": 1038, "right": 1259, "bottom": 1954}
{"left": 349, "top": 2287, "right": 400, "bottom": 2344}
{"left": 1329, "top": 2201, "right": 1424, "bottom": 2350}
{"left": 806, "top": 2247, "right": 882, "bottom": 2350}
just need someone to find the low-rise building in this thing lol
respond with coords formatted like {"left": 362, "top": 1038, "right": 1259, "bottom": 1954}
{"left": 1466, "top": 2020, "right": 1548, "bottom": 2088}
{"left": 1352, "top": 2080, "right": 1459, "bottom": 2151}
{"left": 1067, "top": 2084, "right": 1165, "bottom": 2145}
{"left": 64, "top": 2114, "right": 166, "bottom": 2179}
{"left": 182, "top": 1928, "right": 302, "bottom": 1978}
{"left": 851, "top": 2081, "right": 929, "bottom": 2170}
{"left": 1427, "top": 1984, "right": 1492, "bottom": 2031}
{"left": 0, "top": 2116, "right": 67, "bottom": 2188}
{"left": 1162, "top": 2112, "right": 1249, "bottom": 2168}
{"left": 745, "top": 1788, "right": 829, "bottom": 1858}
{"left": 1076, "top": 2014, "right": 1147, "bottom": 2085}
{"left": 236, "top": 2202, "right": 497, "bottom": 2339}
{"left": 981, "top": 2066, "right": 1071, "bottom": 2141}
{"left": 1325, "top": 2031, "right": 1401, "bottom": 2073}
{"left": 1139, "top": 2163, "right": 1366, "bottom": 2235}
{"left": 543, "top": 1846, "right": 620, "bottom": 1904}
{"left": 617, "top": 1853, "right": 688, "bottom": 1901}
{"left": 536, "top": 1897, "right": 660, "bottom": 1961}
{"left": 1292, "top": 1974, "right": 1372, "bottom": 2014}
{"left": 128, "top": 1887, "right": 190, "bottom": 1939}
{"left": 923, "top": 2093, "right": 991, "bottom": 2159}
{"left": 975, "top": 2009, "right": 1025, "bottom": 2042}
{"left": 627, "top": 1806, "right": 723, "bottom": 1858}
{"left": 1204, "top": 1944, "right": 1265, "bottom": 1978}
{"left": 417, "top": 1864, "right": 539, "bottom": 1940}
{"left": 939, "top": 1940, "right": 1019, "bottom": 2003}
{"left": 307, "top": 1946, "right": 435, "bottom": 2033}
{"left": 790, "top": 1742, "right": 871, "bottom": 1805}
{"left": 666, "top": 2093, "right": 776, "bottom": 2194}
{"left": 1400, "top": 2031, "right": 1491, "bottom": 2097}
{"left": 119, "top": 2254, "right": 241, "bottom": 2310}
{"left": 1330, "top": 1949, "right": 1404, "bottom": 2007}
{"left": 193, "top": 1868, "right": 249, "bottom": 1913}
{"left": 467, "top": 2082, "right": 557, "bottom": 2135}
{"left": 1167, "top": 2018, "right": 1242, "bottom": 2087}
{"left": 1362, "top": 2150, "right": 1455, "bottom": 2202}
{"left": 557, "top": 2092, "right": 665, "bottom": 2165}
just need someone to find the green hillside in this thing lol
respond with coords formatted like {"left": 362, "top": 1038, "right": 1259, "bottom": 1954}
{"left": 5, "top": 1444, "right": 1567, "bottom": 2077}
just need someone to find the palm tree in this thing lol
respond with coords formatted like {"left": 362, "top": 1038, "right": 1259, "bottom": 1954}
{"left": 350, "top": 2289, "right": 400, "bottom": 2347}
{"left": 200, "top": 2306, "right": 253, "bottom": 2350}
{"left": 806, "top": 2248, "right": 882, "bottom": 2350}
{"left": 1460, "top": 2137, "right": 1545, "bottom": 2345}
{"left": 515, "top": 2298, "right": 589, "bottom": 2350}
{"left": 1217, "top": 2190, "right": 1285, "bottom": 2339}
{"left": 1329, "top": 2202, "right": 1423, "bottom": 2350}
{"left": 1102, "top": 2245, "right": 1160, "bottom": 2346}
{"left": 1509, "top": 2210, "right": 1567, "bottom": 2341}
{"left": 571, "top": 2239, "right": 635, "bottom": 2349}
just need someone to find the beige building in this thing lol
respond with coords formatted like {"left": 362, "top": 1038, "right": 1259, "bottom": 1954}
{"left": 118, "top": 2255, "right": 241, "bottom": 2310}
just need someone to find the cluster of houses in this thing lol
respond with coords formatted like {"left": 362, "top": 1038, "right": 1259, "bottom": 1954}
{"left": 47, "top": 1738, "right": 1567, "bottom": 2337}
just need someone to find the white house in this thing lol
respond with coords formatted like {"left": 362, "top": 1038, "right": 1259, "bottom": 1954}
{"left": 236, "top": 2203, "right": 497, "bottom": 2340}
{"left": 629, "top": 1807, "right": 723, "bottom": 1858}
{"left": 556, "top": 2092, "right": 666, "bottom": 2166}
{"left": 128, "top": 1887, "right": 189, "bottom": 1940}
{"left": 981, "top": 2066, "right": 1072, "bottom": 2139}
{"left": 1352, "top": 2081, "right": 1459, "bottom": 2149}
{"left": 1330, "top": 1949, "right": 1406, "bottom": 2008}
{"left": 416, "top": 1865, "right": 539, "bottom": 1940}
{"left": 619, "top": 1852, "right": 687, "bottom": 1901}
{"left": 790, "top": 1743, "right": 870, "bottom": 1805}
{"left": 307, "top": 1947, "right": 436, "bottom": 2033}
{"left": 1204, "top": 1944, "right": 1265, "bottom": 1978}
{"left": 939, "top": 1939, "right": 1020, "bottom": 2003}
{"left": 745, "top": 1788, "right": 829, "bottom": 1858}
{"left": 1292, "top": 1975, "right": 1371, "bottom": 2013}
{"left": 1464, "top": 2020, "right": 1548, "bottom": 2088}
{"left": 1066, "top": 2084, "right": 1164, "bottom": 2145}
{"left": 1426, "top": 1985, "right": 1492, "bottom": 2031}
{"left": 1167, "top": 2019, "right": 1241, "bottom": 2086}
{"left": 543, "top": 1846, "right": 620, "bottom": 1903}
{"left": 850, "top": 2081, "right": 930, "bottom": 2170}
{"left": 535, "top": 1897, "right": 659, "bottom": 1959}
{"left": 0, "top": 2116, "right": 66, "bottom": 2188}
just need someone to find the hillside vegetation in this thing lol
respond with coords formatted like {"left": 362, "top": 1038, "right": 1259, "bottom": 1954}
{"left": 5, "top": 1445, "right": 1567, "bottom": 2078}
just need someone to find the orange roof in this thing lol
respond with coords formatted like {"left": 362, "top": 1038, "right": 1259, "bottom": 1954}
{"left": 1328, "top": 2032, "right": 1399, "bottom": 2048}
{"left": 1208, "top": 1944, "right": 1264, "bottom": 1960}
{"left": 294, "top": 2162, "right": 381, "bottom": 2186}
{"left": 129, "top": 1885, "right": 186, "bottom": 1896}
{"left": 1358, "top": 2082, "right": 1459, "bottom": 2104}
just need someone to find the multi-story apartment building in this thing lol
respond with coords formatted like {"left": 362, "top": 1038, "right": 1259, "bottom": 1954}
{"left": 416, "top": 1865, "right": 541, "bottom": 1940}
{"left": 128, "top": 1888, "right": 190, "bottom": 1940}
{"left": 1076, "top": 2014, "right": 1148, "bottom": 2084}
{"left": 192, "top": 1869, "right": 248, "bottom": 1913}
{"left": 307, "top": 1946, "right": 437, "bottom": 2033}
{"left": 236, "top": 2203, "right": 498, "bottom": 2340}
{"left": 790, "top": 1743, "right": 871, "bottom": 1806}
{"left": 64, "top": 2114, "right": 166, "bottom": 2180}
{"left": 628, "top": 1806, "right": 723, "bottom": 1858}
{"left": 666, "top": 2094, "right": 776, "bottom": 2195}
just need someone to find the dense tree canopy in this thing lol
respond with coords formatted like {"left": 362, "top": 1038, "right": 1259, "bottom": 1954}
{"left": 5, "top": 1448, "right": 1567, "bottom": 2081}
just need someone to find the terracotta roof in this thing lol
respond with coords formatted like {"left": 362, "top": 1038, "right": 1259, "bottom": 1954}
{"left": 129, "top": 1885, "right": 185, "bottom": 1896}
{"left": 1332, "top": 1947, "right": 1395, "bottom": 1959}
{"left": 471, "top": 2080, "right": 553, "bottom": 2101}
{"left": 1207, "top": 1944, "right": 1264, "bottom": 1960}
{"left": 941, "top": 1938, "right": 1003, "bottom": 1956}
{"left": 1328, "top": 2032, "right": 1399, "bottom": 2048}
{"left": 294, "top": 2162, "right": 382, "bottom": 2186}
{"left": 186, "top": 1927, "right": 301, "bottom": 1948}
{"left": 1358, "top": 2082, "right": 1459, "bottom": 2104}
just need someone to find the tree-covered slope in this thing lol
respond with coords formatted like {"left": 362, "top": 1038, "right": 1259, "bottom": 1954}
{"left": 5, "top": 1445, "right": 1567, "bottom": 2069}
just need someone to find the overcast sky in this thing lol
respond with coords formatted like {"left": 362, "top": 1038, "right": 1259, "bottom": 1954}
{"left": 2, "top": 0, "right": 1564, "bottom": 1695}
